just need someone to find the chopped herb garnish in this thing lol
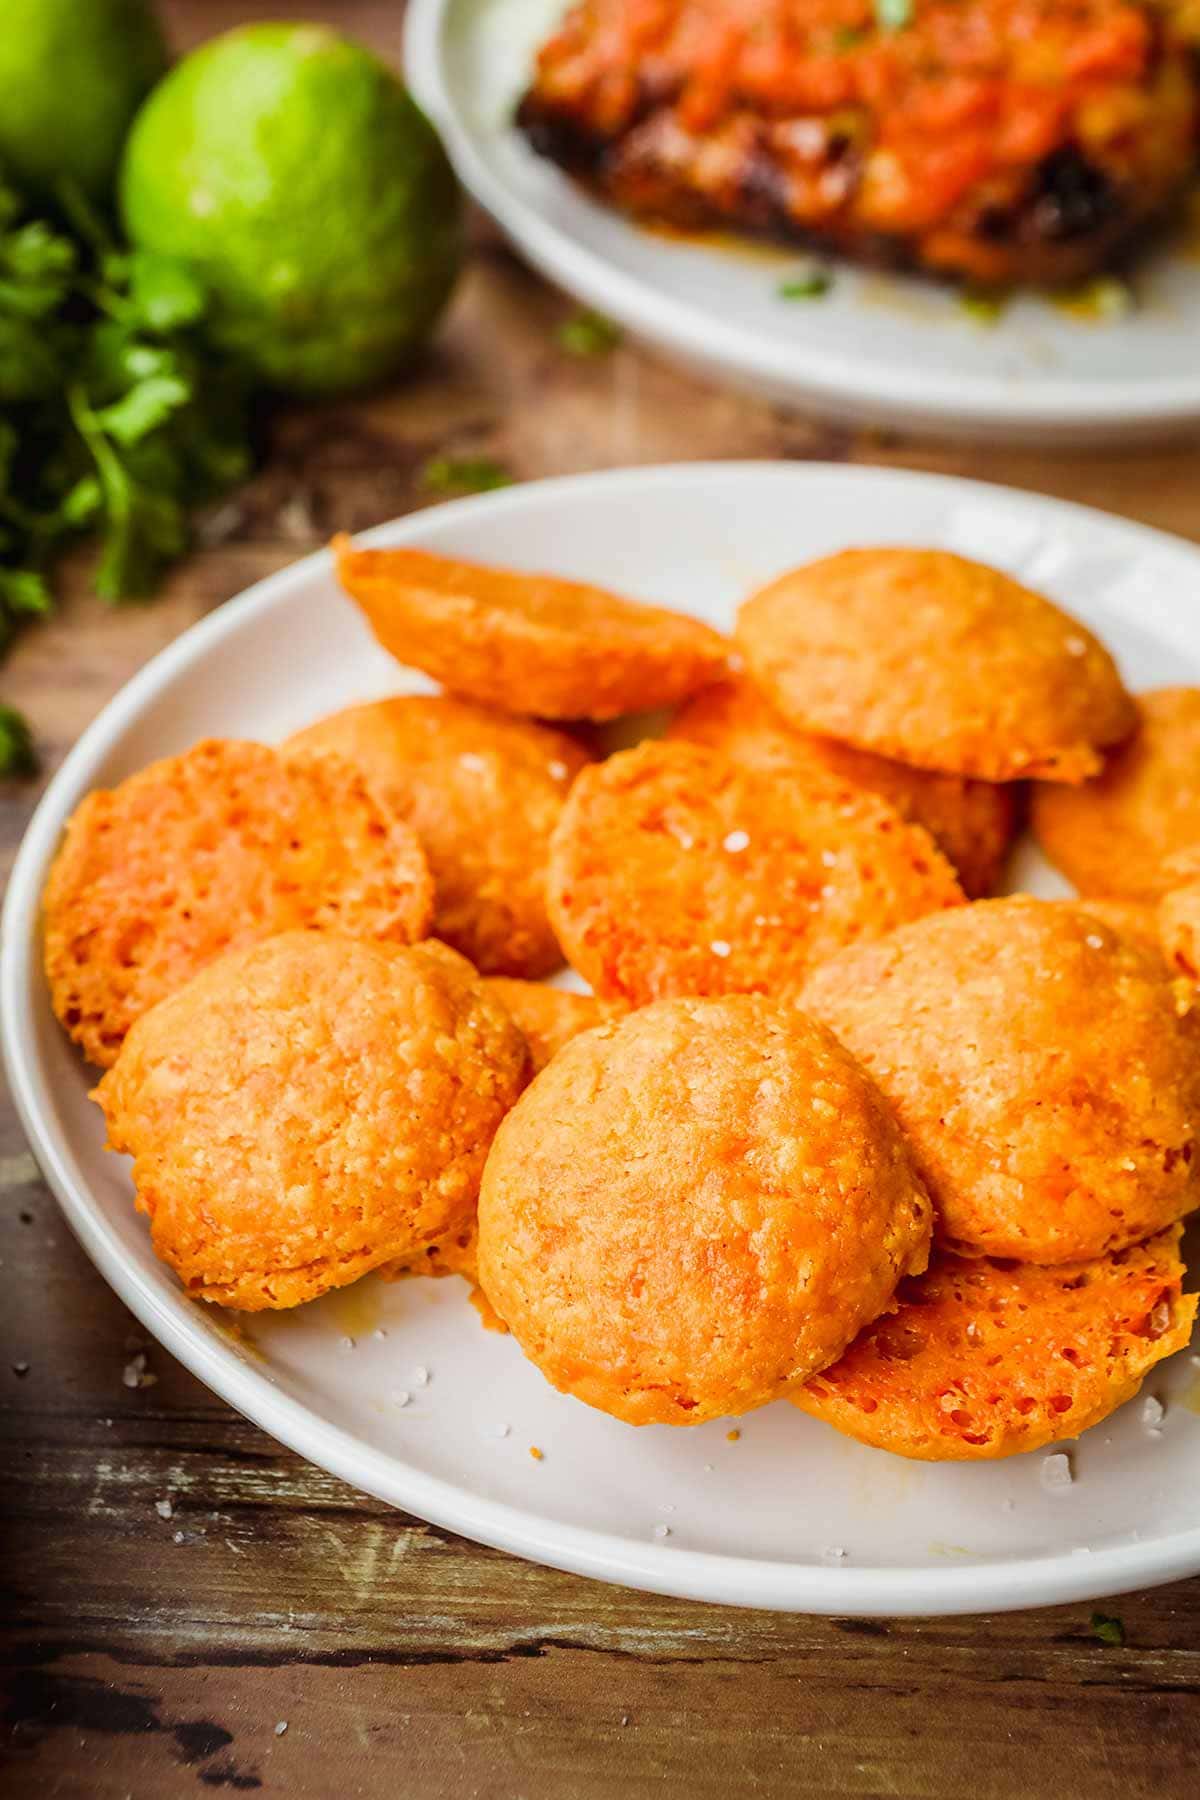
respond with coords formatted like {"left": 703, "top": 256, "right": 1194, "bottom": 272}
{"left": 1090, "top": 1612, "right": 1125, "bottom": 1647}
{"left": 0, "top": 703, "right": 38, "bottom": 779}
{"left": 875, "top": 0, "right": 913, "bottom": 30}
{"left": 779, "top": 267, "right": 834, "bottom": 300}
{"left": 420, "top": 455, "right": 513, "bottom": 496}
{"left": 833, "top": 25, "right": 867, "bottom": 48}
{"left": 558, "top": 309, "right": 623, "bottom": 357}
{"left": 959, "top": 287, "right": 1008, "bottom": 325}
{"left": 1053, "top": 277, "right": 1135, "bottom": 322}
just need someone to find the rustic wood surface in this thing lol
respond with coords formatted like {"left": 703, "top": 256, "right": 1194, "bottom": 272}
{"left": 4, "top": 4, "right": 1200, "bottom": 1795}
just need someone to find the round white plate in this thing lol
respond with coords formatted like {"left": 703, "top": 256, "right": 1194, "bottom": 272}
{"left": 4, "top": 463, "right": 1200, "bottom": 1616}
{"left": 404, "top": 0, "right": 1200, "bottom": 445}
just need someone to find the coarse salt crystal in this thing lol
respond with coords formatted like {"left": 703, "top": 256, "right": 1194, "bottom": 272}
{"left": 1142, "top": 1395, "right": 1164, "bottom": 1432}
{"left": 548, "top": 760, "right": 569, "bottom": 781}
{"left": 155, "top": 1498, "right": 173, "bottom": 1520}
{"left": 338, "top": 1336, "right": 355, "bottom": 1353}
{"left": 659, "top": 1503, "right": 675, "bottom": 1514}
{"left": 820, "top": 849, "right": 838, "bottom": 868}
{"left": 173, "top": 1530, "right": 186, "bottom": 1544}
{"left": 373, "top": 1328, "right": 387, "bottom": 1341}
{"left": 412, "top": 1365, "right": 429, "bottom": 1386}
{"left": 1065, "top": 636, "right": 1088, "bottom": 657}
{"left": 491, "top": 1422, "right": 511, "bottom": 1439}
{"left": 822, "top": 1546, "right": 847, "bottom": 1562}
{"left": 122, "top": 1353, "right": 156, "bottom": 1389}
{"left": 710, "top": 940, "right": 732, "bottom": 958}
{"left": 391, "top": 1390, "right": 411, "bottom": 1408}
{"left": 1085, "top": 934, "right": 1104, "bottom": 950}
{"left": 275, "top": 1720, "right": 289, "bottom": 1736}
{"left": 653, "top": 1524, "right": 671, "bottom": 1539}
{"left": 1041, "top": 1452, "right": 1073, "bottom": 1492}
{"left": 723, "top": 830, "right": 750, "bottom": 853}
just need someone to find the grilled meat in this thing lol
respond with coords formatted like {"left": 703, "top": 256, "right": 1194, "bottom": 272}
{"left": 517, "top": 0, "right": 1199, "bottom": 285}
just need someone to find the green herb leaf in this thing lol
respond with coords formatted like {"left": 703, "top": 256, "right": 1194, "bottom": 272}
{"left": 1090, "top": 1613, "right": 1125, "bottom": 1647}
{"left": 959, "top": 287, "right": 1008, "bottom": 325}
{"left": 0, "top": 567, "right": 52, "bottom": 614}
{"left": 0, "top": 703, "right": 38, "bottom": 779}
{"left": 833, "top": 25, "right": 867, "bottom": 48}
{"left": 875, "top": 0, "right": 913, "bottom": 29}
{"left": 0, "top": 221, "right": 77, "bottom": 318}
{"left": 93, "top": 374, "right": 192, "bottom": 446}
{"left": 58, "top": 474, "right": 103, "bottom": 527}
{"left": 1053, "top": 277, "right": 1135, "bottom": 321}
{"left": 69, "top": 386, "right": 190, "bottom": 600}
{"left": 558, "top": 310, "right": 623, "bottom": 357}
{"left": 420, "top": 455, "right": 513, "bottom": 496}
{"left": 779, "top": 267, "right": 833, "bottom": 300}
{"left": 127, "top": 251, "right": 208, "bottom": 333}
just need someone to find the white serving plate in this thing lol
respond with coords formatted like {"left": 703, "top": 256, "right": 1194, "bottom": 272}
{"left": 404, "top": 0, "right": 1200, "bottom": 445}
{"left": 4, "top": 463, "right": 1199, "bottom": 1616}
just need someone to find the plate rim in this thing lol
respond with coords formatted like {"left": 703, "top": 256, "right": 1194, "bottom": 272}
{"left": 5, "top": 459, "right": 1200, "bottom": 1617}
{"left": 403, "top": 0, "right": 1200, "bottom": 438}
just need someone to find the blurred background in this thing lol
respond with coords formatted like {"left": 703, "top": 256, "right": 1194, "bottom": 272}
{"left": 4, "top": 0, "right": 1198, "bottom": 789}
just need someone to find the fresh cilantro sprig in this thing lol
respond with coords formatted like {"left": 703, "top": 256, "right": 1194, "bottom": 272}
{"left": 0, "top": 174, "right": 256, "bottom": 768}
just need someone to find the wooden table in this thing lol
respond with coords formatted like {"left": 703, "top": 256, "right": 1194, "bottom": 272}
{"left": 4, "top": 5, "right": 1200, "bottom": 1795}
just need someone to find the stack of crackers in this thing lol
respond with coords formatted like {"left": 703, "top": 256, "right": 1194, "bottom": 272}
{"left": 41, "top": 536, "right": 1200, "bottom": 1461}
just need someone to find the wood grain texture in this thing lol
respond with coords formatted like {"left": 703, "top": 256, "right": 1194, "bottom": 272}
{"left": 3, "top": 3, "right": 1200, "bottom": 1794}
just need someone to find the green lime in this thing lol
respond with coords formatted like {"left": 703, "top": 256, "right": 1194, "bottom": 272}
{"left": 0, "top": 0, "right": 168, "bottom": 203}
{"left": 119, "top": 24, "right": 463, "bottom": 395}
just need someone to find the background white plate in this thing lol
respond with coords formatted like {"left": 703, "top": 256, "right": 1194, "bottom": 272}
{"left": 4, "top": 463, "right": 1200, "bottom": 1616}
{"left": 404, "top": 0, "right": 1200, "bottom": 445}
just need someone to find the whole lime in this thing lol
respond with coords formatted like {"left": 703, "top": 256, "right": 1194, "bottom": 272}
{"left": 119, "top": 24, "right": 463, "bottom": 395}
{"left": 0, "top": 0, "right": 168, "bottom": 203}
